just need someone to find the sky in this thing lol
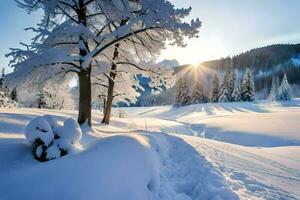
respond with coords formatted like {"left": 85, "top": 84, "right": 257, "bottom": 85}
{"left": 1, "top": 0, "right": 300, "bottom": 73}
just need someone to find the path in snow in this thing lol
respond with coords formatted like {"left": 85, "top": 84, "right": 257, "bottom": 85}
{"left": 180, "top": 135, "right": 300, "bottom": 200}
{"left": 144, "top": 132, "right": 239, "bottom": 200}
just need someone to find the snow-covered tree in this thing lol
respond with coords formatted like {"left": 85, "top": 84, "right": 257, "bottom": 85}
{"left": 210, "top": 74, "right": 220, "bottom": 103}
{"left": 191, "top": 81, "right": 206, "bottom": 104}
{"left": 231, "top": 80, "right": 241, "bottom": 102}
{"left": 7, "top": 0, "right": 201, "bottom": 126}
{"left": 0, "top": 68, "right": 4, "bottom": 89}
{"left": 37, "top": 90, "right": 47, "bottom": 109}
{"left": 268, "top": 77, "right": 278, "bottom": 101}
{"left": 241, "top": 68, "right": 255, "bottom": 102}
{"left": 227, "top": 70, "right": 237, "bottom": 102}
{"left": 277, "top": 73, "right": 292, "bottom": 101}
{"left": 175, "top": 77, "right": 190, "bottom": 106}
{"left": 218, "top": 69, "right": 238, "bottom": 102}
{"left": 97, "top": 62, "right": 175, "bottom": 124}
{"left": 0, "top": 70, "right": 18, "bottom": 107}
{"left": 218, "top": 70, "right": 231, "bottom": 102}
{"left": 175, "top": 78, "right": 183, "bottom": 106}
{"left": 10, "top": 87, "right": 18, "bottom": 102}
{"left": 36, "top": 88, "right": 63, "bottom": 109}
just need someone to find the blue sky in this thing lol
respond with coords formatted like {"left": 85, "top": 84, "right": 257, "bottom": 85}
{"left": 1, "top": 0, "right": 300, "bottom": 72}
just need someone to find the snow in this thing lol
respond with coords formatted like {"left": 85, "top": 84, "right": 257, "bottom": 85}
{"left": 25, "top": 116, "right": 54, "bottom": 146}
{"left": 55, "top": 118, "right": 82, "bottom": 143}
{"left": 43, "top": 114, "right": 60, "bottom": 129}
{"left": 1, "top": 100, "right": 300, "bottom": 199}
{"left": 0, "top": 135, "right": 160, "bottom": 200}
{"left": 45, "top": 143, "right": 61, "bottom": 159}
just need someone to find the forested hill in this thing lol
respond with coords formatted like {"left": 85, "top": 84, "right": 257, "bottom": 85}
{"left": 175, "top": 44, "right": 300, "bottom": 93}
{"left": 202, "top": 44, "right": 300, "bottom": 71}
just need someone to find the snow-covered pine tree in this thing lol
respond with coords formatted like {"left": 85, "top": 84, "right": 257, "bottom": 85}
{"left": 0, "top": 68, "right": 4, "bottom": 90}
{"left": 227, "top": 69, "right": 237, "bottom": 102}
{"left": 175, "top": 77, "right": 190, "bottom": 106}
{"left": 0, "top": 71, "right": 18, "bottom": 107}
{"left": 277, "top": 73, "right": 292, "bottom": 101}
{"left": 10, "top": 87, "right": 18, "bottom": 102}
{"left": 180, "top": 78, "right": 190, "bottom": 106}
{"left": 191, "top": 81, "right": 206, "bottom": 104}
{"left": 37, "top": 90, "right": 47, "bottom": 109}
{"left": 175, "top": 78, "right": 183, "bottom": 106}
{"left": 268, "top": 77, "right": 278, "bottom": 101}
{"left": 231, "top": 79, "right": 241, "bottom": 102}
{"left": 210, "top": 74, "right": 220, "bottom": 103}
{"left": 241, "top": 68, "right": 255, "bottom": 101}
{"left": 37, "top": 89, "right": 60, "bottom": 109}
{"left": 218, "top": 70, "right": 231, "bottom": 102}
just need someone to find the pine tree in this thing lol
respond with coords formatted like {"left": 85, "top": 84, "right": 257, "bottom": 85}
{"left": 210, "top": 74, "right": 220, "bottom": 103}
{"left": 37, "top": 90, "right": 47, "bottom": 109}
{"left": 231, "top": 80, "right": 241, "bottom": 102}
{"left": 241, "top": 68, "right": 255, "bottom": 101}
{"left": 180, "top": 78, "right": 190, "bottom": 106}
{"left": 175, "top": 78, "right": 182, "bottom": 106}
{"left": 191, "top": 81, "right": 206, "bottom": 104}
{"left": 1, "top": 68, "right": 4, "bottom": 77}
{"left": 268, "top": 77, "right": 277, "bottom": 101}
{"left": 0, "top": 68, "right": 4, "bottom": 90}
{"left": 10, "top": 88, "right": 18, "bottom": 102}
{"left": 277, "top": 73, "right": 292, "bottom": 101}
{"left": 218, "top": 70, "right": 231, "bottom": 102}
{"left": 175, "top": 77, "right": 190, "bottom": 106}
{"left": 227, "top": 69, "right": 236, "bottom": 101}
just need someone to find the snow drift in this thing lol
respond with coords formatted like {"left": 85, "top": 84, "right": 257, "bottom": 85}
{"left": 25, "top": 115, "right": 82, "bottom": 161}
{"left": 0, "top": 134, "right": 160, "bottom": 200}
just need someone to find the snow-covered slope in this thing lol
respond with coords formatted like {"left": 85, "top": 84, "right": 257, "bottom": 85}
{"left": 121, "top": 100, "right": 300, "bottom": 199}
{"left": 1, "top": 100, "right": 300, "bottom": 199}
{"left": 0, "top": 108, "right": 237, "bottom": 200}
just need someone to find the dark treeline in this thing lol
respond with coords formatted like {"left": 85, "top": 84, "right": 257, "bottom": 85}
{"left": 203, "top": 44, "right": 300, "bottom": 71}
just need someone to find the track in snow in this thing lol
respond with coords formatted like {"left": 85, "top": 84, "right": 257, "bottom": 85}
{"left": 143, "top": 132, "right": 239, "bottom": 200}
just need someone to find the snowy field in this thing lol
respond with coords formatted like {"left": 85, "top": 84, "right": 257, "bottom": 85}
{"left": 1, "top": 100, "right": 300, "bottom": 200}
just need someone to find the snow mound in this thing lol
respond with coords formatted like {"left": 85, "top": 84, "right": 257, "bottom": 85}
{"left": 56, "top": 118, "right": 82, "bottom": 143}
{"left": 25, "top": 116, "right": 54, "bottom": 146}
{"left": 25, "top": 116, "right": 82, "bottom": 161}
{"left": 46, "top": 143, "right": 62, "bottom": 160}
{"left": 0, "top": 135, "right": 160, "bottom": 200}
{"left": 53, "top": 138, "right": 74, "bottom": 152}
{"left": 43, "top": 115, "right": 60, "bottom": 130}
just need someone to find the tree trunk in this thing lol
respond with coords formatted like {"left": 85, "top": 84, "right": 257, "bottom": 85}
{"left": 102, "top": 64, "right": 117, "bottom": 124}
{"left": 77, "top": 0, "right": 92, "bottom": 126}
{"left": 102, "top": 44, "right": 119, "bottom": 124}
{"left": 78, "top": 70, "right": 92, "bottom": 126}
{"left": 103, "top": 97, "right": 106, "bottom": 116}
